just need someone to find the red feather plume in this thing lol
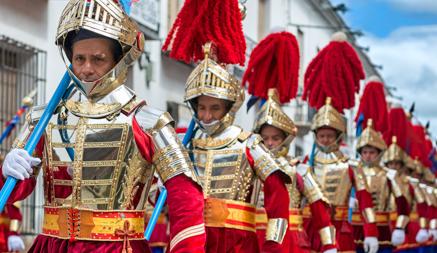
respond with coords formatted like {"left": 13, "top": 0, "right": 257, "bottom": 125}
{"left": 242, "top": 31, "right": 300, "bottom": 104}
{"left": 355, "top": 79, "right": 388, "bottom": 133}
{"left": 384, "top": 107, "right": 408, "bottom": 150}
{"left": 303, "top": 32, "right": 365, "bottom": 111}
{"left": 411, "top": 125, "right": 432, "bottom": 167}
{"left": 162, "top": 0, "right": 246, "bottom": 65}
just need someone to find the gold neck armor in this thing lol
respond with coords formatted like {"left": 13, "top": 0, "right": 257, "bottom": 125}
{"left": 185, "top": 43, "right": 245, "bottom": 136}
{"left": 56, "top": 0, "right": 144, "bottom": 102}
{"left": 253, "top": 88, "right": 297, "bottom": 155}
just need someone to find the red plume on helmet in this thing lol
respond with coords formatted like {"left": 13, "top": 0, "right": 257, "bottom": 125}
{"left": 354, "top": 77, "right": 388, "bottom": 133}
{"left": 242, "top": 31, "right": 300, "bottom": 104}
{"left": 162, "top": 0, "right": 246, "bottom": 65}
{"left": 411, "top": 124, "right": 432, "bottom": 167}
{"left": 384, "top": 107, "right": 408, "bottom": 150}
{"left": 303, "top": 32, "right": 365, "bottom": 112}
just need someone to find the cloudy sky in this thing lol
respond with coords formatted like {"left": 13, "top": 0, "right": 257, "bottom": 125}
{"left": 330, "top": 0, "right": 437, "bottom": 140}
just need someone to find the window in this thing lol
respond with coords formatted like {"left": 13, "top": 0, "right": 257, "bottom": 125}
{"left": 0, "top": 35, "right": 46, "bottom": 236}
{"left": 0, "top": 35, "right": 46, "bottom": 154}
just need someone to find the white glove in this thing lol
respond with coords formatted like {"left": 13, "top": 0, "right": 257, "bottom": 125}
{"left": 322, "top": 248, "right": 337, "bottom": 253}
{"left": 8, "top": 235, "right": 25, "bottom": 252}
{"left": 363, "top": 237, "right": 378, "bottom": 253}
{"left": 415, "top": 228, "right": 429, "bottom": 243}
{"left": 430, "top": 229, "right": 437, "bottom": 242}
{"left": 2, "top": 149, "right": 40, "bottom": 180}
{"left": 391, "top": 229, "right": 405, "bottom": 246}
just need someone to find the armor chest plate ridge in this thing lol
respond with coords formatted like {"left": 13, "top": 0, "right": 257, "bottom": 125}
{"left": 313, "top": 160, "right": 351, "bottom": 206}
{"left": 43, "top": 110, "right": 153, "bottom": 211}
{"left": 362, "top": 166, "right": 390, "bottom": 211}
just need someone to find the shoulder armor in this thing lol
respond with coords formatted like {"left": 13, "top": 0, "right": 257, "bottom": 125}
{"left": 348, "top": 159, "right": 359, "bottom": 168}
{"left": 122, "top": 99, "right": 145, "bottom": 116}
{"left": 247, "top": 134, "right": 291, "bottom": 183}
{"left": 135, "top": 105, "right": 199, "bottom": 185}
{"left": 135, "top": 105, "right": 174, "bottom": 133}
{"left": 237, "top": 130, "right": 252, "bottom": 142}
{"left": 28, "top": 104, "right": 50, "bottom": 125}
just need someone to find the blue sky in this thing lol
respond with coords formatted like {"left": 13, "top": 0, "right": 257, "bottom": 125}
{"left": 331, "top": 0, "right": 437, "bottom": 37}
{"left": 331, "top": 0, "right": 437, "bottom": 140}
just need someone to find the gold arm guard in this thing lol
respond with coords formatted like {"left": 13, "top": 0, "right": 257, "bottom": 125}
{"left": 362, "top": 207, "right": 376, "bottom": 223}
{"left": 302, "top": 170, "right": 329, "bottom": 204}
{"left": 9, "top": 220, "right": 20, "bottom": 233}
{"left": 419, "top": 217, "right": 428, "bottom": 229}
{"left": 319, "top": 226, "right": 336, "bottom": 246}
{"left": 395, "top": 215, "right": 410, "bottom": 229}
{"left": 248, "top": 135, "right": 290, "bottom": 182}
{"left": 430, "top": 219, "right": 436, "bottom": 230}
{"left": 265, "top": 218, "right": 288, "bottom": 244}
{"left": 136, "top": 106, "right": 199, "bottom": 185}
{"left": 413, "top": 185, "right": 425, "bottom": 204}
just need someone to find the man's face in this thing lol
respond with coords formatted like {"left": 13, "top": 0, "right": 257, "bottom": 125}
{"left": 260, "top": 125, "right": 286, "bottom": 150}
{"left": 387, "top": 161, "right": 403, "bottom": 170}
{"left": 197, "top": 95, "right": 229, "bottom": 124}
{"left": 360, "top": 146, "right": 380, "bottom": 163}
{"left": 71, "top": 38, "right": 116, "bottom": 82}
{"left": 315, "top": 127, "right": 338, "bottom": 147}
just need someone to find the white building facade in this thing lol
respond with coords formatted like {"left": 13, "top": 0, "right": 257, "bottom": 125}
{"left": 0, "top": 0, "right": 380, "bottom": 245}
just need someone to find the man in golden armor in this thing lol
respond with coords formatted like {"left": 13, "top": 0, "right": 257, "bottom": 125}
{"left": 382, "top": 108, "right": 431, "bottom": 251}
{"left": 253, "top": 89, "right": 336, "bottom": 253}
{"left": 183, "top": 44, "right": 291, "bottom": 252}
{"left": 304, "top": 98, "right": 379, "bottom": 253}
{"left": 0, "top": 0, "right": 206, "bottom": 252}
{"left": 352, "top": 120, "right": 412, "bottom": 253}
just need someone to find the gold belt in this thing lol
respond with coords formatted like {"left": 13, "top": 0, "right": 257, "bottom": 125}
{"left": 256, "top": 208, "right": 302, "bottom": 231}
{"left": 42, "top": 207, "right": 145, "bottom": 241}
{"left": 351, "top": 211, "right": 390, "bottom": 225}
{"left": 409, "top": 211, "right": 418, "bottom": 221}
{"left": 0, "top": 216, "right": 10, "bottom": 226}
{"left": 204, "top": 198, "right": 256, "bottom": 232}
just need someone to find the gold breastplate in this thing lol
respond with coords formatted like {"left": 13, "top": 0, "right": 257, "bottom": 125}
{"left": 192, "top": 126, "right": 258, "bottom": 204}
{"left": 362, "top": 166, "right": 390, "bottom": 211}
{"left": 41, "top": 87, "right": 153, "bottom": 211}
{"left": 312, "top": 151, "right": 351, "bottom": 206}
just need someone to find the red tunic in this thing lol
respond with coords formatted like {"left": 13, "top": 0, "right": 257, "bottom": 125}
{"left": 258, "top": 173, "right": 334, "bottom": 253}
{"left": 304, "top": 166, "right": 378, "bottom": 252}
{"left": 0, "top": 204, "right": 22, "bottom": 252}
{"left": 1, "top": 116, "right": 206, "bottom": 253}
{"left": 205, "top": 172, "right": 290, "bottom": 253}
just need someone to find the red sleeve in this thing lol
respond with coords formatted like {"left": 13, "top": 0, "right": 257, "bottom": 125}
{"left": 387, "top": 180, "right": 411, "bottom": 216}
{"left": 262, "top": 171, "right": 290, "bottom": 252}
{"left": 310, "top": 200, "right": 336, "bottom": 251}
{"left": 395, "top": 196, "right": 411, "bottom": 216}
{"left": 350, "top": 168, "right": 378, "bottom": 237}
{"left": 5, "top": 204, "right": 21, "bottom": 236}
{"left": 417, "top": 202, "right": 428, "bottom": 219}
{"left": 132, "top": 117, "right": 205, "bottom": 252}
{"left": 165, "top": 175, "right": 205, "bottom": 253}
{"left": 0, "top": 137, "right": 45, "bottom": 203}
{"left": 427, "top": 205, "right": 436, "bottom": 220}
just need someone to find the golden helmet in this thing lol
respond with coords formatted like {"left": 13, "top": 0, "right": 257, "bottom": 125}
{"left": 383, "top": 136, "right": 405, "bottom": 164}
{"left": 311, "top": 97, "right": 346, "bottom": 133}
{"left": 56, "top": 0, "right": 144, "bottom": 101}
{"left": 185, "top": 43, "right": 245, "bottom": 136}
{"left": 253, "top": 88, "right": 298, "bottom": 154}
{"left": 356, "top": 119, "right": 387, "bottom": 152}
